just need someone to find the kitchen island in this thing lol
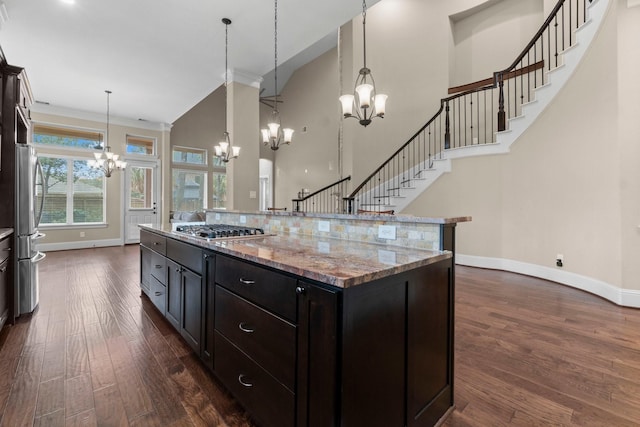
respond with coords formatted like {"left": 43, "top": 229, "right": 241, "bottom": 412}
{"left": 139, "top": 213, "right": 467, "bottom": 427}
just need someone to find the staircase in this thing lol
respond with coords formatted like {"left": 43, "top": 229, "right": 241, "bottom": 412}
{"left": 344, "top": 0, "right": 608, "bottom": 215}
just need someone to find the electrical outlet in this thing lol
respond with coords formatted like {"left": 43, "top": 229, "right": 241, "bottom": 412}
{"left": 378, "top": 225, "right": 396, "bottom": 240}
{"left": 239, "top": 215, "right": 247, "bottom": 224}
{"left": 215, "top": 213, "right": 221, "bottom": 220}
{"left": 80, "top": 231, "right": 85, "bottom": 237}
{"left": 556, "top": 253, "right": 564, "bottom": 267}
{"left": 318, "top": 221, "right": 330, "bottom": 232}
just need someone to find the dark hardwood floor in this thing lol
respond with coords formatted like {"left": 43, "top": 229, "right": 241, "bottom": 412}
{"left": 1, "top": 245, "right": 639, "bottom": 426}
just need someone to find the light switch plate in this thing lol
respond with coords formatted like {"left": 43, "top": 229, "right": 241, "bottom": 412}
{"left": 318, "top": 221, "right": 330, "bottom": 232}
{"left": 239, "top": 215, "right": 247, "bottom": 224}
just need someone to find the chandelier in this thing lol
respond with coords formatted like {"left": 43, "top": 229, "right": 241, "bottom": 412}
{"left": 339, "top": 0, "right": 387, "bottom": 127}
{"left": 261, "top": 0, "right": 293, "bottom": 150}
{"left": 88, "top": 90, "right": 126, "bottom": 177}
{"left": 215, "top": 18, "right": 241, "bottom": 163}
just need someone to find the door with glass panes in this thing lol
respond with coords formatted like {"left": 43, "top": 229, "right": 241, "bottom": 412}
{"left": 124, "top": 161, "right": 160, "bottom": 243}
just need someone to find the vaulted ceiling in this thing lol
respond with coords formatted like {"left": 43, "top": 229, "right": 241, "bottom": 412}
{"left": 0, "top": 0, "right": 380, "bottom": 124}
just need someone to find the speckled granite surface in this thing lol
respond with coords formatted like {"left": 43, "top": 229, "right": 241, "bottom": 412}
{"left": 141, "top": 225, "right": 452, "bottom": 288}
{"left": 0, "top": 228, "right": 13, "bottom": 240}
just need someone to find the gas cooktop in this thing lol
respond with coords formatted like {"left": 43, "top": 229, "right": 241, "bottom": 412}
{"left": 174, "top": 224, "right": 266, "bottom": 240}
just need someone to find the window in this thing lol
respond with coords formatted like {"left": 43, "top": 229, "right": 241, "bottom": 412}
{"left": 37, "top": 155, "right": 105, "bottom": 225}
{"left": 211, "top": 172, "right": 227, "bottom": 209}
{"left": 172, "top": 146, "right": 207, "bottom": 165}
{"left": 129, "top": 166, "right": 154, "bottom": 209}
{"left": 172, "top": 169, "right": 207, "bottom": 211}
{"left": 33, "top": 124, "right": 103, "bottom": 150}
{"left": 127, "top": 135, "right": 155, "bottom": 156}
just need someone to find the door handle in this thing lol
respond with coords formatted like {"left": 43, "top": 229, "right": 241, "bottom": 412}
{"left": 239, "top": 278, "right": 255, "bottom": 285}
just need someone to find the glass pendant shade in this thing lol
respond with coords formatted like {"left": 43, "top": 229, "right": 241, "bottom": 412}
{"left": 282, "top": 128, "right": 294, "bottom": 143}
{"left": 339, "top": 94, "right": 355, "bottom": 117}
{"left": 355, "top": 83, "right": 374, "bottom": 109}
{"left": 374, "top": 94, "right": 388, "bottom": 116}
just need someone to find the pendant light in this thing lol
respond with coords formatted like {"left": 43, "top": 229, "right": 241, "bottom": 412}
{"left": 261, "top": 0, "right": 293, "bottom": 150}
{"left": 88, "top": 90, "right": 126, "bottom": 177}
{"left": 215, "top": 18, "right": 240, "bottom": 163}
{"left": 339, "top": 0, "right": 387, "bottom": 127}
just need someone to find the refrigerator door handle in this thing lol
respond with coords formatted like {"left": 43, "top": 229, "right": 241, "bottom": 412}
{"left": 35, "top": 158, "right": 45, "bottom": 228}
{"left": 33, "top": 251, "right": 46, "bottom": 263}
{"left": 34, "top": 232, "right": 46, "bottom": 240}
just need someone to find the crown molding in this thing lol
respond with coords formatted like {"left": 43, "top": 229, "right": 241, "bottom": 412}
{"left": 30, "top": 102, "right": 172, "bottom": 132}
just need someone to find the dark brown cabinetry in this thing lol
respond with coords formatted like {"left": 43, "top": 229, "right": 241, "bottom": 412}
{"left": 1, "top": 51, "right": 32, "bottom": 326}
{"left": 139, "top": 231, "right": 454, "bottom": 427}
{"left": 141, "top": 230, "right": 203, "bottom": 354}
{"left": 0, "top": 233, "right": 12, "bottom": 331}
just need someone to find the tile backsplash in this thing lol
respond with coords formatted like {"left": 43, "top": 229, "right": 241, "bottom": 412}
{"left": 205, "top": 211, "right": 444, "bottom": 251}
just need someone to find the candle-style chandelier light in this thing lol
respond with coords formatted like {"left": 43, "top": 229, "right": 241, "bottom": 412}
{"left": 88, "top": 90, "right": 126, "bottom": 177}
{"left": 215, "top": 18, "right": 240, "bottom": 163}
{"left": 339, "top": 0, "right": 387, "bottom": 127}
{"left": 261, "top": 0, "right": 293, "bottom": 150}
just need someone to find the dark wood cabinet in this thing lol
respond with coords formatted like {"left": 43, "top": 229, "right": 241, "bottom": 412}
{"left": 295, "top": 281, "right": 340, "bottom": 427}
{"left": 0, "top": 233, "right": 12, "bottom": 331}
{"left": 140, "top": 232, "right": 455, "bottom": 427}
{"left": 180, "top": 265, "right": 202, "bottom": 353}
{"left": 201, "top": 251, "right": 215, "bottom": 369}
{"left": 165, "top": 258, "right": 182, "bottom": 330}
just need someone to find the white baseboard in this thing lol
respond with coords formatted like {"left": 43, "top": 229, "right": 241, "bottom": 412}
{"left": 456, "top": 254, "right": 640, "bottom": 308}
{"left": 39, "top": 238, "right": 124, "bottom": 252}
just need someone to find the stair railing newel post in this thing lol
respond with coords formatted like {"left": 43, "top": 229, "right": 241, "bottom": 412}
{"left": 497, "top": 72, "right": 506, "bottom": 131}
{"left": 444, "top": 100, "right": 451, "bottom": 150}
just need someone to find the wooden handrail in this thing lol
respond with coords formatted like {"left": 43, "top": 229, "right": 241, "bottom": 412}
{"left": 292, "top": 176, "right": 351, "bottom": 203}
{"left": 448, "top": 61, "right": 544, "bottom": 95}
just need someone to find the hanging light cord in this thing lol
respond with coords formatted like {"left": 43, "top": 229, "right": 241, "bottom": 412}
{"left": 224, "top": 19, "right": 229, "bottom": 132}
{"left": 105, "top": 90, "right": 111, "bottom": 150}
{"left": 362, "top": 0, "right": 367, "bottom": 70}
{"left": 274, "top": 0, "right": 279, "bottom": 112}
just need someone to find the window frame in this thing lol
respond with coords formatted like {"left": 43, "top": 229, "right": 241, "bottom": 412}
{"left": 126, "top": 134, "right": 157, "bottom": 157}
{"left": 32, "top": 122, "right": 106, "bottom": 153}
{"left": 37, "top": 152, "right": 107, "bottom": 228}
{"left": 171, "top": 167, "right": 209, "bottom": 212}
{"left": 172, "top": 145, "right": 208, "bottom": 166}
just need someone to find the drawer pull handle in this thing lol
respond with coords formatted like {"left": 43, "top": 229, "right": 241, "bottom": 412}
{"left": 0, "top": 267, "right": 6, "bottom": 273}
{"left": 238, "top": 374, "right": 253, "bottom": 388}
{"left": 154, "top": 291, "right": 163, "bottom": 296}
{"left": 238, "top": 323, "right": 254, "bottom": 333}
{"left": 155, "top": 265, "right": 162, "bottom": 269}
{"left": 239, "top": 278, "right": 255, "bottom": 285}
{"left": 1, "top": 248, "right": 10, "bottom": 251}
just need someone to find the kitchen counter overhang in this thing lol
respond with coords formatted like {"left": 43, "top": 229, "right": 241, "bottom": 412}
{"left": 139, "top": 224, "right": 451, "bottom": 289}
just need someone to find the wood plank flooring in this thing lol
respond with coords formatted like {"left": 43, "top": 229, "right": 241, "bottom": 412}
{"left": 0, "top": 245, "right": 639, "bottom": 426}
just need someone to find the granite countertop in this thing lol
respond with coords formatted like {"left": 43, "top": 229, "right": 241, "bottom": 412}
{"left": 0, "top": 228, "right": 14, "bottom": 240}
{"left": 141, "top": 225, "right": 452, "bottom": 288}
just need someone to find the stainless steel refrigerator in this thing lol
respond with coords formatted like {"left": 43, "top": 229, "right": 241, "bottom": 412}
{"left": 15, "top": 144, "right": 46, "bottom": 315}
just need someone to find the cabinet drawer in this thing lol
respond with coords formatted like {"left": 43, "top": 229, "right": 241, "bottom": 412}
{"left": 215, "top": 255, "right": 297, "bottom": 322}
{"left": 167, "top": 238, "right": 202, "bottom": 275}
{"left": 0, "top": 237, "right": 11, "bottom": 264}
{"left": 149, "top": 276, "right": 166, "bottom": 315}
{"left": 215, "top": 286, "right": 296, "bottom": 391}
{"left": 150, "top": 251, "right": 166, "bottom": 284}
{"left": 141, "top": 230, "right": 166, "bottom": 256}
{"left": 215, "top": 332, "right": 294, "bottom": 427}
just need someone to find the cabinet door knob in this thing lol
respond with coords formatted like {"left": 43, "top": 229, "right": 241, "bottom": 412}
{"left": 0, "top": 267, "right": 6, "bottom": 273}
{"left": 238, "top": 374, "right": 253, "bottom": 388}
{"left": 239, "top": 278, "right": 255, "bottom": 285}
{"left": 176, "top": 267, "right": 182, "bottom": 272}
{"left": 238, "top": 322, "right": 255, "bottom": 333}
{"left": 296, "top": 286, "right": 306, "bottom": 295}
{"left": 153, "top": 242, "right": 159, "bottom": 245}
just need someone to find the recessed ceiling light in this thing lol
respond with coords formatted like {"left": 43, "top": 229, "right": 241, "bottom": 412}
{"left": 60, "top": 0, "right": 75, "bottom": 5}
